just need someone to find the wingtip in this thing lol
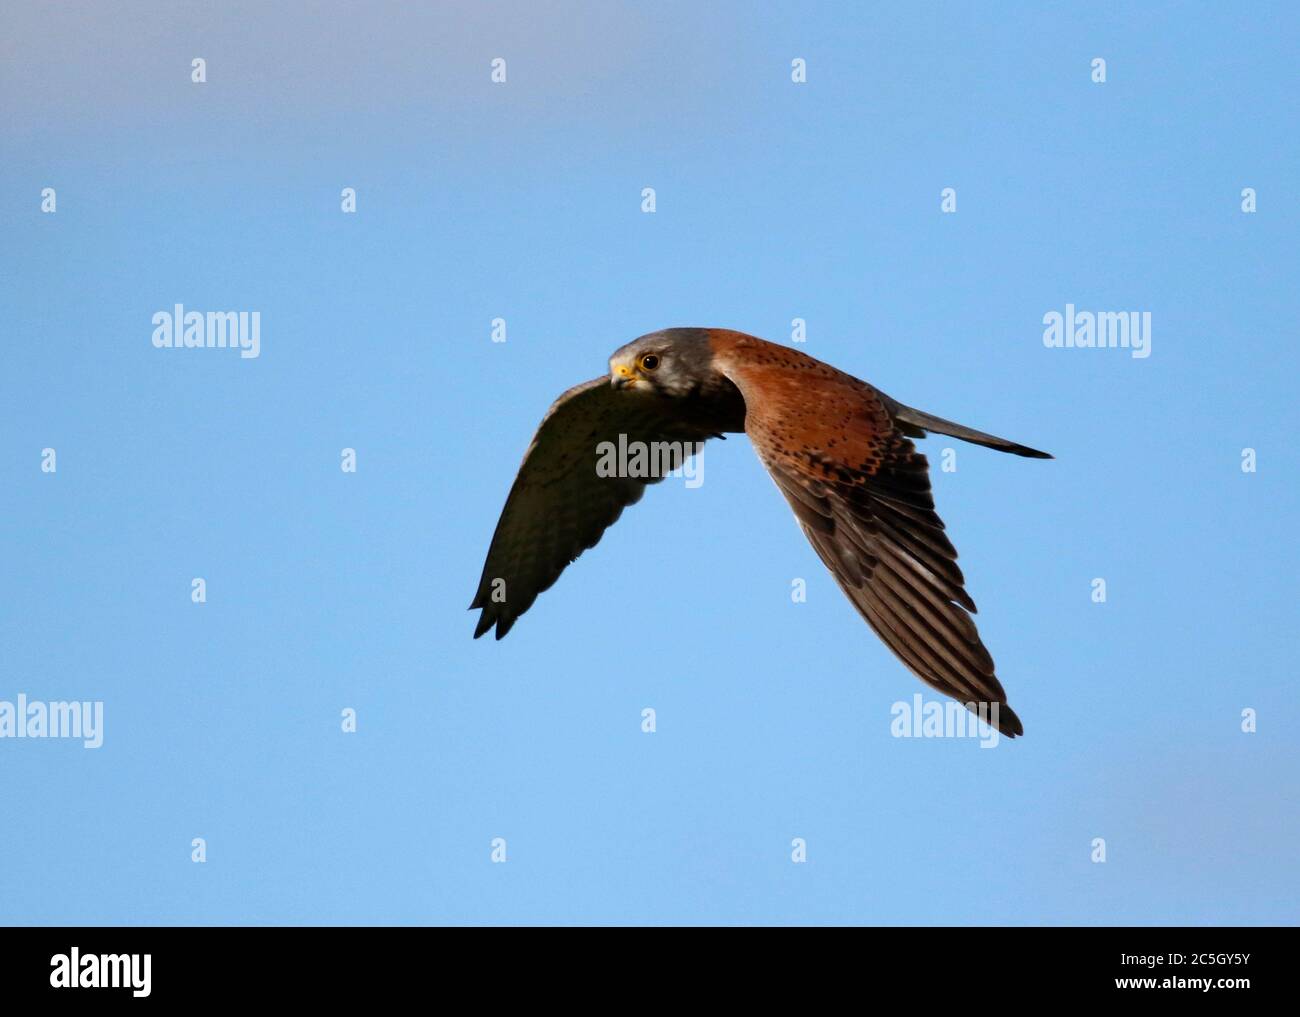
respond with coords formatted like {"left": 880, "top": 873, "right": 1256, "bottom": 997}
{"left": 997, "top": 703, "right": 1024, "bottom": 738}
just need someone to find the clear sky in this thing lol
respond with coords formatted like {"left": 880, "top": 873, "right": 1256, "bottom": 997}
{"left": 2, "top": 1, "right": 1297, "bottom": 925}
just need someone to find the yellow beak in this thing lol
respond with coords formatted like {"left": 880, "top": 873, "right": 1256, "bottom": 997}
{"left": 612, "top": 363, "right": 639, "bottom": 389}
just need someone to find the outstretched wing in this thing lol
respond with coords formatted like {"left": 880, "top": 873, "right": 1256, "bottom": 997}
{"left": 714, "top": 342, "right": 1025, "bottom": 736}
{"left": 471, "top": 377, "right": 710, "bottom": 639}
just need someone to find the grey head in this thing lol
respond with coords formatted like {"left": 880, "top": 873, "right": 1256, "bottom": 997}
{"left": 607, "top": 328, "right": 719, "bottom": 398}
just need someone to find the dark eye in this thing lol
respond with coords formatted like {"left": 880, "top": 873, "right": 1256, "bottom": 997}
{"left": 640, "top": 354, "right": 660, "bottom": 371}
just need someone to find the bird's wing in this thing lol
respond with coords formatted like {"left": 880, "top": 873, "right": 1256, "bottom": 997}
{"left": 714, "top": 347, "right": 1024, "bottom": 736}
{"left": 879, "top": 396, "right": 1053, "bottom": 459}
{"left": 471, "top": 377, "right": 710, "bottom": 639}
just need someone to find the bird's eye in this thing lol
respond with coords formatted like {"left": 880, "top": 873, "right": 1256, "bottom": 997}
{"left": 640, "top": 354, "right": 660, "bottom": 371}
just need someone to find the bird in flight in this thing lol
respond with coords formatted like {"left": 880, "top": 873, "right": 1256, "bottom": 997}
{"left": 471, "top": 328, "right": 1051, "bottom": 737}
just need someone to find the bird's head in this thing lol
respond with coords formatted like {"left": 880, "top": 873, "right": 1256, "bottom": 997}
{"left": 608, "top": 328, "right": 715, "bottom": 398}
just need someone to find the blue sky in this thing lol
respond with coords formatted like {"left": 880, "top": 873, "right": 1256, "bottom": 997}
{"left": 2, "top": 1, "right": 1297, "bottom": 924}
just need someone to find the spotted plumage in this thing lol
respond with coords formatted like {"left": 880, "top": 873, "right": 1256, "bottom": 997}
{"left": 471, "top": 328, "right": 1051, "bottom": 737}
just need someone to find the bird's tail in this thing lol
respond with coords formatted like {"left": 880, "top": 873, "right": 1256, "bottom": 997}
{"left": 889, "top": 401, "right": 1053, "bottom": 459}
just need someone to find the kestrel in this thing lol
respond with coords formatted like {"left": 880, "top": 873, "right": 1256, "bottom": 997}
{"left": 471, "top": 328, "right": 1051, "bottom": 736}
